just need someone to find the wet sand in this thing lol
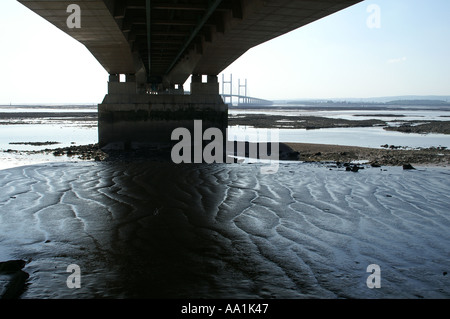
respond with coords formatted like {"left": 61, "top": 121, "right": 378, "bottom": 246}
{"left": 1, "top": 109, "right": 449, "bottom": 299}
{"left": 0, "top": 160, "right": 449, "bottom": 299}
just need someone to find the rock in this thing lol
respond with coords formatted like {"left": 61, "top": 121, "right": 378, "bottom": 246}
{"left": 345, "top": 165, "right": 361, "bottom": 172}
{"left": 403, "top": 164, "right": 416, "bottom": 170}
{"left": 351, "top": 165, "right": 360, "bottom": 172}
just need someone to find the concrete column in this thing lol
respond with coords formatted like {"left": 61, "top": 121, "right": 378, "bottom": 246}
{"left": 108, "top": 73, "right": 137, "bottom": 94}
{"left": 99, "top": 73, "right": 228, "bottom": 150}
{"left": 126, "top": 74, "right": 136, "bottom": 82}
{"left": 176, "top": 84, "right": 184, "bottom": 94}
{"left": 109, "top": 74, "right": 119, "bottom": 82}
{"left": 191, "top": 74, "right": 220, "bottom": 96}
{"left": 191, "top": 74, "right": 202, "bottom": 83}
{"left": 207, "top": 75, "right": 218, "bottom": 84}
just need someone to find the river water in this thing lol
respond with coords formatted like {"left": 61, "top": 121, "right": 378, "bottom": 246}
{"left": 0, "top": 105, "right": 449, "bottom": 158}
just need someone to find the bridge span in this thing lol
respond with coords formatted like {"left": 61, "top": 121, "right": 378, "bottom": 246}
{"left": 221, "top": 75, "right": 273, "bottom": 106}
{"left": 224, "top": 95, "right": 273, "bottom": 107}
{"left": 18, "top": 0, "right": 362, "bottom": 148}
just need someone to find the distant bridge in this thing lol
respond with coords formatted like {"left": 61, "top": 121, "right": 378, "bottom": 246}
{"left": 221, "top": 94, "right": 273, "bottom": 107}
{"left": 221, "top": 74, "right": 273, "bottom": 106}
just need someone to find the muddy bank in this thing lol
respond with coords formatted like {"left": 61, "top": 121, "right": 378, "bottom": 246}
{"left": 3, "top": 144, "right": 108, "bottom": 162}
{"left": 229, "top": 113, "right": 450, "bottom": 135}
{"left": 0, "top": 112, "right": 97, "bottom": 125}
{"left": 9, "top": 141, "right": 60, "bottom": 146}
{"left": 384, "top": 121, "right": 450, "bottom": 134}
{"left": 229, "top": 114, "right": 386, "bottom": 130}
{"left": 2, "top": 141, "right": 449, "bottom": 167}
{"left": 285, "top": 143, "right": 450, "bottom": 167}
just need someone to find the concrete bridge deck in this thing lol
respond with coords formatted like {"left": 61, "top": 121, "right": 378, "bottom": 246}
{"left": 18, "top": 0, "right": 361, "bottom": 90}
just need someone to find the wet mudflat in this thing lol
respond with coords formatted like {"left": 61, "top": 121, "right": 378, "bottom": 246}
{"left": 0, "top": 160, "right": 449, "bottom": 299}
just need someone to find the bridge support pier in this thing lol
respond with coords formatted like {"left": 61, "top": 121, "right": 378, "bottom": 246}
{"left": 98, "top": 74, "right": 228, "bottom": 150}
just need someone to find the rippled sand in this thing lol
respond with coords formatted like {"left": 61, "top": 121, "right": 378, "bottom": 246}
{"left": 0, "top": 160, "right": 449, "bottom": 299}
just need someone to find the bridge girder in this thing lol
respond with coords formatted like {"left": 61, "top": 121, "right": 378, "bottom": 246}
{"left": 18, "top": 0, "right": 362, "bottom": 90}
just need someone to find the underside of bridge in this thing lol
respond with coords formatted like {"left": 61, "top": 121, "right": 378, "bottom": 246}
{"left": 18, "top": 0, "right": 362, "bottom": 148}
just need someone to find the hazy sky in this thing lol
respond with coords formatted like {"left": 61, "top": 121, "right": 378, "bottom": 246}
{"left": 1, "top": 0, "right": 450, "bottom": 104}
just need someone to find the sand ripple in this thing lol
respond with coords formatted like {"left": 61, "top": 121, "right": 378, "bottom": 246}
{"left": 0, "top": 161, "right": 449, "bottom": 298}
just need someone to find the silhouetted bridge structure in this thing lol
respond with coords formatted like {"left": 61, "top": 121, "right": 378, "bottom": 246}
{"left": 224, "top": 95, "right": 273, "bottom": 107}
{"left": 18, "top": 0, "right": 362, "bottom": 147}
{"left": 221, "top": 74, "right": 273, "bottom": 106}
